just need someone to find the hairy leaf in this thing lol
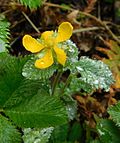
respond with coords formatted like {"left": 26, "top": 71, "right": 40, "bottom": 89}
{"left": 69, "top": 76, "right": 93, "bottom": 94}
{"left": 0, "top": 15, "right": 10, "bottom": 52}
{"left": 96, "top": 119, "right": 120, "bottom": 143}
{"left": 4, "top": 80, "right": 49, "bottom": 108}
{"left": 0, "top": 115, "right": 22, "bottom": 143}
{"left": 18, "top": 0, "right": 44, "bottom": 9}
{"left": 5, "top": 93, "right": 67, "bottom": 128}
{"left": 23, "top": 127, "right": 54, "bottom": 143}
{"left": 22, "top": 57, "right": 58, "bottom": 80}
{"left": 108, "top": 101, "right": 120, "bottom": 127}
{"left": 76, "top": 56, "right": 114, "bottom": 92}
{"left": 0, "top": 53, "right": 28, "bottom": 108}
{"left": 63, "top": 40, "right": 79, "bottom": 73}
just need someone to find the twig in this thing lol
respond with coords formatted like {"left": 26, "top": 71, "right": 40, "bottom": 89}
{"left": 73, "top": 26, "right": 102, "bottom": 34}
{"left": 22, "top": 11, "right": 40, "bottom": 34}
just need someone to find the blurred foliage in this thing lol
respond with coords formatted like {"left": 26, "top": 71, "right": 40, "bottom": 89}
{"left": 0, "top": 115, "right": 22, "bottom": 143}
{"left": 96, "top": 119, "right": 120, "bottom": 143}
{"left": 0, "top": 15, "right": 10, "bottom": 52}
{"left": 98, "top": 40, "right": 120, "bottom": 88}
{"left": 108, "top": 101, "right": 120, "bottom": 127}
{"left": 18, "top": 0, "right": 44, "bottom": 9}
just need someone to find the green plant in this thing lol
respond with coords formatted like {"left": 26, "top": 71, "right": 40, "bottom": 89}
{"left": 18, "top": 0, "right": 45, "bottom": 9}
{"left": 0, "top": 15, "right": 10, "bottom": 53}
{"left": 0, "top": 18, "right": 114, "bottom": 143}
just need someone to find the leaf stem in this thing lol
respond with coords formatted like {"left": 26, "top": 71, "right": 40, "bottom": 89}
{"left": 60, "top": 73, "right": 73, "bottom": 96}
{"left": 51, "top": 68, "right": 63, "bottom": 96}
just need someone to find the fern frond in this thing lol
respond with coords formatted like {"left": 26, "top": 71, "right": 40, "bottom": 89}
{"left": 0, "top": 15, "right": 10, "bottom": 52}
{"left": 18, "top": 0, "right": 44, "bottom": 9}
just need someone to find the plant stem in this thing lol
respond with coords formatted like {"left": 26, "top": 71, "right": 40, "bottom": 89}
{"left": 51, "top": 68, "right": 63, "bottom": 96}
{"left": 60, "top": 73, "right": 73, "bottom": 96}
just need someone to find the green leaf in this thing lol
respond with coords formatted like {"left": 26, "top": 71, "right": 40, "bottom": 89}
{"left": 76, "top": 57, "right": 114, "bottom": 92}
{"left": 68, "top": 122, "right": 83, "bottom": 142}
{"left": 96, "top": 119, "right": 120, "bottom": 143}
{"left": 23, "top": 127, "right": 54, "bottom": 143}
{"left": 63, "top": 40, "right": 79, "bottom": 73}
{"left": 0, "top": 115, "right": 22, "bottom": 143}
{"left": 4, "top": 80, "right": 49, "bottom": 108}
{"left": 22, "top": 57, "right": 58, "bottom": 80}
{"left": 90, "top": 139, "right": 101, "bottom": 143}
{"left": 18, "top": 0, "right": 44, "bottom": 9}
{"left": 68, "top": 76, "right": 93, "bottom": 94}
{"left": 49, "top": 124, "right": 69, "bottom": 143}
{"left": 0, "top": 15, "right": 10, "bottom": 52}
{"left": 5, "top": 93, "right": 67, "bottom": 128}
{"left": 62, "top": 94, "right": 77, "bottom": 120}
{"left": 0, "top": 53, "right": 28, "bottom": 108}
{"left": 49, "top": 122, "right": 82, "bottom": 143}
{"left": 108, "top": 101, "right": 120, "bottom": 127}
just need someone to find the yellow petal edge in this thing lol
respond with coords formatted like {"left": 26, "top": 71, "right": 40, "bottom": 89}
{"left": 23, "top": 35, "right": 44, "bottom": 53}
{"left": 35, "top": 50, "right": 54, "bottom": 69}
{"left": 54, "top": 46, "right": 67, "bottom": 66}
{"left": 56, "top": 22, "right": 73, "bottom": 43}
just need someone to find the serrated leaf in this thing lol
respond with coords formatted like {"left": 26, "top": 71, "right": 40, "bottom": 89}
{"left": 4, "top": 80, "right": 49, "bottom": 108}
{"left": 96, "top": 119, "right": 120, "bottom": 143}
{"left": 62, "top": 94, "right": 78, "bottom": 120}
{"left": 0, "top": 53, "right": 28, "bottom": 108}
{"left": 23, "top": 127, "right": 54, "bottom": 143}
{"left": 0, "top": 15, "right": 10, "bottom": 52}
{"left": 68, "top": 122, "right": 83, "bottom": 142}
{"left": 0, "top": 115, "right": 22, "bottom": 143}
{"left": 76, "top": 56, "right": 114, "bottom": 92}
{"left": 49, "top": 124, "right": 69, "bottom": 143}
{"left": 69, "top": 76, "right": 93, "bottom": 94}
{"left": 63, "top": 40, "right": 79, "bottom": 73}
{"left": 22, "top": 58, "right": 58, "bottom": 80}
{"left": 18, "top": 0, "right": 44, "bottom": 9}
{"left": 49, "top": 122, "right": 82, "bottom": 143}
{"left": 108, "top": 101, "right": 120, "bottom": 127}
{"left": 5, "top": 93, "right": 67, "bottom": 128}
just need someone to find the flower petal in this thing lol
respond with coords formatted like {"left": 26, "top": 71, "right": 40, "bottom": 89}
{"left": 35, "top": 49, "right": 54, "bottom": 69}
{"left": 54, "top": 46, "right": 67, "bottom": 66}
{"left": 41, "top": 31, "right": 54, "bottom": 41}
{"left": 56, "top": 22, "right": 73, "bottom": 43}
{"left": 23, "top": 35, "right": 44, "bottom": 53}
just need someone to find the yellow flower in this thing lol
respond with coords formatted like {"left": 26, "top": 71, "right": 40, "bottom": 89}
{"left": 22, "top": 22, "right": 73, "bottom": 69}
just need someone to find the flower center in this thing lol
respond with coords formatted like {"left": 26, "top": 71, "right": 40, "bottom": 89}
{"left": 44, "top": 36, "right": 56, "bottom": 49}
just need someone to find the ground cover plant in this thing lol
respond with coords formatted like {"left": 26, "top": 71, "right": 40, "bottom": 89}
{"left": 0, "top": 0, "right": 120, "bottom": 143}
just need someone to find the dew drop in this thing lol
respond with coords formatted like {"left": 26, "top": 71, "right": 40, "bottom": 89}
{"left": 41, "top": 61, "right": 44, "bottom": 65}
